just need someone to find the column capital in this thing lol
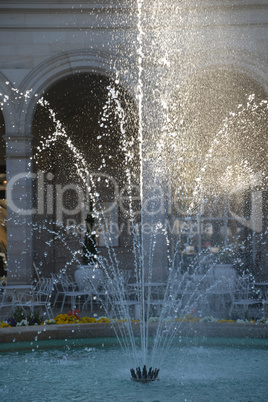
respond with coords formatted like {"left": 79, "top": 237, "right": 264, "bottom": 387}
{"left": 4, "top": 134, "right": 33, "bottom": 159}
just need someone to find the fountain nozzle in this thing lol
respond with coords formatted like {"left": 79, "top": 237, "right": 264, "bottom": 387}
{"left": 130, "top": 365, "right": 159, "bottom": 382}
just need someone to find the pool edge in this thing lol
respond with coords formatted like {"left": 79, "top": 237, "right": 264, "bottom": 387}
{"left": 0, "top": 321, "right": 267, "bottom": 347}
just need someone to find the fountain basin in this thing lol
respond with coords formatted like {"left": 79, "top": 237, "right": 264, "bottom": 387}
{"left": 0, "top": 336, "right": 267, "bottom": 401}
{"left": 0, "top": 322, "right": 267, "bottom": 348}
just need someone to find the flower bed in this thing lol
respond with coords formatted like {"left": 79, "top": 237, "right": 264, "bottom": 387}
{"left": 1, "top": 309, "right": 267, "bottom": 328}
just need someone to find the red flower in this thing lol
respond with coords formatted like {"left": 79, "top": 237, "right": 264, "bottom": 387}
{"left": 67, "top": 309, "right": 80, "bottom": 319}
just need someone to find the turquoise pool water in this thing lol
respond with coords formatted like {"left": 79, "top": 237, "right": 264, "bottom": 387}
{"left": 0, "top": 338, "right": 267, "bottom": 401}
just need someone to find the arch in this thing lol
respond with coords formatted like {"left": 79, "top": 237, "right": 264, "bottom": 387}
{"left": 177, "top": 64, "right": 268, "bottom": 110}
{"left": 168, "top": 63, "right": 268, "bottom": 153}
{"left": 167, "top": 64, "right": 268, "bottom": 175}
{"left": 168, "top": 64, "right": 267, "bottom": 277}
{"left": 31, "top": 70, "right": 140, "bottom": 277}
{"left": 18, "top": 50, "right": 136, "bottom": 134}
{"left": 181, "top": 49, "right": 268, "bottom": 94}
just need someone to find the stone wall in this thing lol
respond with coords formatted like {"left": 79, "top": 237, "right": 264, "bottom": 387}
{"left": 0, "top": 0, "right": 267, "bottom": 283}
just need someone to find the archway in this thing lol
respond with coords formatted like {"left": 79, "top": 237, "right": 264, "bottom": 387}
{"left": 32, "top": 73, "right": 139, "bottom": 277}
{"left": 167, "top": 69, "right": 268, "bottom": 279}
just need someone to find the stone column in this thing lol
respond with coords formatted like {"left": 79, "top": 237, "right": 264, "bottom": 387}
{"left": 4, "top": 134, "right": 34, "bottom": 284}
{"left": 139, "top": 66, "right": 171, "bottom": 282}
{"left": 141, "top": 155, "right": 169, "bottom": 282}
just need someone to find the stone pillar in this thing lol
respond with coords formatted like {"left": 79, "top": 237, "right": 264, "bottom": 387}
{"left": 141, "top": 155, "right": 169, "bottom": 282}
{"left": 4, "top": 134, "right": 34, "bottom": 284}
{"left": 140, "top": 73, "right": 170, "bottom": 282}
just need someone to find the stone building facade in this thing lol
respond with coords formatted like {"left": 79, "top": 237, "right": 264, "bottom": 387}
{"left": 0, "top": 1, "right": 267, "bottom": 284}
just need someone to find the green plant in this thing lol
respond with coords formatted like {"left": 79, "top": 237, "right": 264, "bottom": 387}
{"left": 11, "top": 307, "right": 43, "bottom": 326}
{"left": 12, "top": 306, "right": 26, "bottom": 323}
{"left": 27, "top": 309, "right": 42, "bottom": 325}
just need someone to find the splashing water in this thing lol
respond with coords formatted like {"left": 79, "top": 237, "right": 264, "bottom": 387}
{"left": 30, "top": 85, "right": 267, "bottom": 376}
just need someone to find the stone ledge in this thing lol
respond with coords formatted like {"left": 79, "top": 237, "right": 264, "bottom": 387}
{"left": 0, "top": 322, "right": 267, "bottom": 345}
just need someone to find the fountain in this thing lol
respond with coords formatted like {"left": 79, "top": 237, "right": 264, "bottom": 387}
{"left": 0, "top": 0, "right": 267, "bottom": 393}
{"left": 28, "top": 80, "right": 267, "bottom": 382}
{"left": 130, "top": 365, "right": 160, "bottom": 382}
